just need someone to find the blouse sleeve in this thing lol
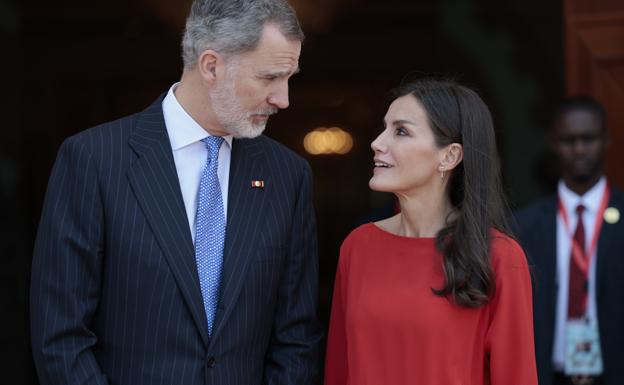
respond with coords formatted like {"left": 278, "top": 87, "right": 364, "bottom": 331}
{"left": 324, "top": 241, "right": 350, "bottom": 385}
{"left": 485, "top": 238, "right": 538, "bottom": 385}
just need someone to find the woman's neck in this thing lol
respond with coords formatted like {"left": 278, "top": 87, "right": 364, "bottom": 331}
{"left": 395, "top": 189, "right": 455, "bottom": 238}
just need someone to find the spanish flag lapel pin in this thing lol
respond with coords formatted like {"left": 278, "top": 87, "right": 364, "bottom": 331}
{"left": 251, "top": 180, "right": 265, "bottom": 189}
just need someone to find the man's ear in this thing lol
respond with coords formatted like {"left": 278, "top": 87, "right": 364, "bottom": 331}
{"left": 438, "top": 143, "right": 463, "bottom": 173}
{"left": 197, "top": 50, "right": 221, "bottom": 83}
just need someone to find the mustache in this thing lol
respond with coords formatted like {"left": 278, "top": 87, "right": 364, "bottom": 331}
{"left": 252, "top": 108, "right": 278, "bottom": 116}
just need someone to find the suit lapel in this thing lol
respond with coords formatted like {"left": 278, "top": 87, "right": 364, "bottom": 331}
{"left": 532, "top": 195, "right": 559, "bottom": 366}
{"left": 595, "top": 189, "right": 622, "bottom": 304}
{"left": 538, "top": 196, "right": 558, "bottom": 308}
{"left": 210, "top": 137, "right": 266, "bottom": 345}
{"left": 126, "top": 96, "right": 210, "bottom": 346}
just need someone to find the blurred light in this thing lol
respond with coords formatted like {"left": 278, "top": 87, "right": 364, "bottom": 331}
{"left": 304, "top": 127, "right": 353, "bottom": 155}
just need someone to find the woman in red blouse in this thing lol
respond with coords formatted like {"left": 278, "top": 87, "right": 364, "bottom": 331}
{"left": 325, "top": 78, "right": 538, "bottom": 385}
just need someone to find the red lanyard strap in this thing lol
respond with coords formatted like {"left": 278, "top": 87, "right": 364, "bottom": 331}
{"left": 557, "top": 184, "right": 610, "bottom": 276}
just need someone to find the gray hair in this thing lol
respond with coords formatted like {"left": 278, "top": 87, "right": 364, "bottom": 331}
{"left": 181, "top": 0, "right": 304, "bottom": 69}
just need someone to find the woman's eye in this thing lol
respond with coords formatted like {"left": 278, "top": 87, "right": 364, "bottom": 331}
{"left": 395, "top": 127, "right": 408, "bottom": 136}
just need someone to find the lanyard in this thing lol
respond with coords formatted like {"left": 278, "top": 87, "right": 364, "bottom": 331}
{"left": 557, "top": 185, "right": 610, "bottom": 276}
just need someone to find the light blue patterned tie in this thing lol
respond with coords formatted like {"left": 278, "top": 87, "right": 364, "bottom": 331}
{"left": 195, "top": 136, "right": 225, "bottom": 336}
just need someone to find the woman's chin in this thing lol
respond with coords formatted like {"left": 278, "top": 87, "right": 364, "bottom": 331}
{"left": 369, "top": 177, "right": 393, "bottom": 192}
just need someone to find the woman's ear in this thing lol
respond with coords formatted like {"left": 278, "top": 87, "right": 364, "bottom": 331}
{"left": 438, "top": 143, "right": 463, "bottom": 173}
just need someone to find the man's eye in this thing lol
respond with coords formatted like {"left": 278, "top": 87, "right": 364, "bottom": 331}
{"left": 581, "top": 135, "right": 599, "bottom": 143}
{"left": 559, "top": 137, "right": 574, "bottom": 145}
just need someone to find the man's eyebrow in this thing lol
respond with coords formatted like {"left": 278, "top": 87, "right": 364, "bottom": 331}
{"left": 259, "top": 67, "right": 301, "bottom": 77}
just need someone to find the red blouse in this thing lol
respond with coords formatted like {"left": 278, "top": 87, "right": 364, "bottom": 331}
{"left": 325, "top": 223, "right": 537, "bottom": 385}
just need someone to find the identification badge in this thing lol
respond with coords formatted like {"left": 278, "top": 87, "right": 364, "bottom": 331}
{"left": 564, "top": 319, "right": 603, "bottom": 375}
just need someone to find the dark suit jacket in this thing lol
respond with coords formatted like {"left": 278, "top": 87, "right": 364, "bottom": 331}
{"left": 30, "top": 95, "right": 322, "bottom": 385}
{"left": 515, "top": 187, "right": 624, "bottom": 385}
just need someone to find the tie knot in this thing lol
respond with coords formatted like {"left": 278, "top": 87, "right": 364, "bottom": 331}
{"left": 202, "top": 136, "right": 224, "bottom": 160}
{"left": 575, "top": 204, "right": 585, "bottom": 215}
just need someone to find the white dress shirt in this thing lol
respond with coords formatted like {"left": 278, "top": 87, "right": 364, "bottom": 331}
{"left": 162, "top": 83, "right": 233, "bottom": 243}
{"left": 553, "top": 177, "right": 606, "bottom": 369}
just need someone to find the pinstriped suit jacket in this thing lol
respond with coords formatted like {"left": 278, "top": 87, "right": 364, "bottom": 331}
{"left": 30, "top": 95, "right": 322, "bottom": 385}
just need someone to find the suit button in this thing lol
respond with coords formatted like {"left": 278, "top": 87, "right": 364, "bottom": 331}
{"left": 207, "top": 357, "right": 216, "bottom": 368}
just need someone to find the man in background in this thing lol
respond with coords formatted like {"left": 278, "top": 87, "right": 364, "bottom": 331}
{"left": 30, "top": 1, "right": 322, "bottom": 384}
{"left": 516, "top": 96, "right": 624, "bottom": 385}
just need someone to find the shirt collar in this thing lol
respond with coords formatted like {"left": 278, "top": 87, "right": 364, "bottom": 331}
{"left": 162, "top": 83, "right": 233, "bottom": 151}
{"left": 558, "top": 176, "right": 606, "bottom": 216}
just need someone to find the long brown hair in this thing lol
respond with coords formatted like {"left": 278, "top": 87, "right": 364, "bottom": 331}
{"left": 390, "top": 78, "right": 512, "bottom": 308}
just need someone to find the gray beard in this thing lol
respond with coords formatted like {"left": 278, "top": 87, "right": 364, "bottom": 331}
{"left": 209, "top": 68, "right": 270, "bottom": 139}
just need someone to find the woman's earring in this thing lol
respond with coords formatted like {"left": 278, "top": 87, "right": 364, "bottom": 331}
{"left": 440, "top": 167, "right": 445, "bottom": 180}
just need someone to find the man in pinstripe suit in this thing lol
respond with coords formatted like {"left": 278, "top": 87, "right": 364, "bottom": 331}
{"left": 30, "top": 1, "right": 322, "bottom": 384}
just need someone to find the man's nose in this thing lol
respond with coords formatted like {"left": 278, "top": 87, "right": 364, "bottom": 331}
{"left": 572, "top": 138, "right": 588, "bottom": 154}
{"left": 268, "top": 83, "right": 290, "bottom": 109}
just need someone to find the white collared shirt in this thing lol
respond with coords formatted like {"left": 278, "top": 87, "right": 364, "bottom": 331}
{"left": 162, "top": 83, "right": 233, "bottom": 243}
{"left": 552, "top": 177, "right": 606, "bottom": 369}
